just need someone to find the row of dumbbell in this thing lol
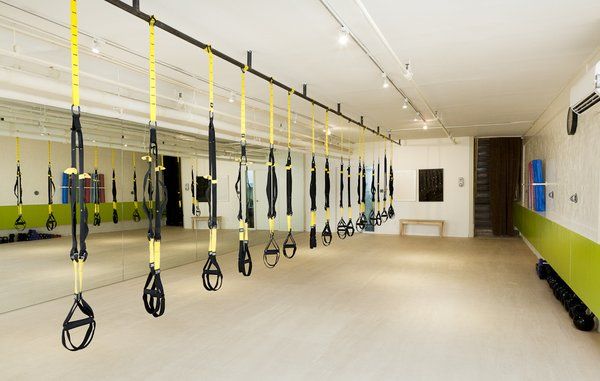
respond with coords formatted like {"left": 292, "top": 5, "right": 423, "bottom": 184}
{"left": 536, "top": 259, "right": 596, "bottom": 331}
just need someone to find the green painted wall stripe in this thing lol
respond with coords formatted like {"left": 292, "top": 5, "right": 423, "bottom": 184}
{"left": 0, "top": 202, "right": 140, "bottom": 230}
{"left": 514, "top": 203, "right": 600, "bottom": 317}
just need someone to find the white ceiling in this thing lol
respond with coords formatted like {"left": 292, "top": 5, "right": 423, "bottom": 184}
{"left": 0, "top": 0, "right": 599, "bottom": 143}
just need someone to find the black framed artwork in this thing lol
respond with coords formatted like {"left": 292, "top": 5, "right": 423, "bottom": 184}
{"left": 419, "top": 169, "right": 444, "bottom": 202}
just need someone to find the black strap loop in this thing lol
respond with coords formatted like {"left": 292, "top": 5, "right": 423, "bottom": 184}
{"left": 202, "top": 253, "right": 223, "bottom": 291}
{"left": 388, "top": 163, "right": 395, "bottom": 219}
{"left": 92, "top": 170, "right": 101, "bottom": 226}
{"left": 337, "top": 160, "right": 346, "bottom": 239}
{"left": 322, "top": 157, "right": 332, "bottom": 245}
{"left": 309, "top": 155, "right": 317, "bottom": 249}
{"left": 263, "top": 233, "right": 280, "bottom": 268}
{"left": 112, "top": 169, "right": 119, "bottom": 224}
{"left": 283, "top": 230, "right": 297, "bottom": 258}
{"left": 238, "top": 240, "right": 252, "bottom": 276}
{"left": 322, "top": 221, "right": 332, "bottom": 246}
{"left": 61, "top": 294, "right": 96, "bottom": 351}
{"left": 142, "top": 267, "right": 165, "bottom": 317}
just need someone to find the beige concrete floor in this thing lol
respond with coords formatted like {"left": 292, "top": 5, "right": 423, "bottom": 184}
{"left": 1, "top": 234, "right": 600, "bottom": 380}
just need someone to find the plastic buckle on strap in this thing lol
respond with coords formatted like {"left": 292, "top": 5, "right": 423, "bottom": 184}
{"left": 322, "top": 222, "right": 333, "bottom": 246}
{"left": 263, "top": 234, "right": 280, "bottom": 268}
{"left": 61, "top": 294, "right": 96, "bottom": 351}
{"left": 238, "top": 241, "right": 252, "bottom": 277}
{"left": 283, "top": 230, "right": 297, "bottom": 259}
{"left": 202, "top": 253, "right": 223, "bottom": 291}
{"left": 142, "top": 266, "right": 165, "bottom": 317}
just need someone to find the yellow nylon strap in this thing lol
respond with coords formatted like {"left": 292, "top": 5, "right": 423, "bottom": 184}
{"left": 268, "top": 218, "right": 275, "bottom": 233}
{"left": 17, "top": 205, "right": 22, "bottom": 214}
{"left": 287, "top": 215, "right": 292, "bottom": 231}
{"left": 326, "top": 208, "right": 330, "bottom": 221}
{"left": 340, "top": 128, "right": 344, "bottom": 159}
{"left": 132, "top": 151, "right": 136, "bottom": 169}
{"left": 269, "top": 80, "right": 274, "bottom": 145}
{"left": 209, "top": 228, "right": 217, "bottom": 252}
{"left": 72, "top": 261, "right": 78, "bottom": 294}
{"left": 94, "top": 146, "right": 98, "bottom": 169}
{"left": 239, "top": 219, "right": 244, "bottom": 241}
{"left": 240, "top": 67, "right": 247, "bottom": 139}
{"left": 154, "top": 241, "right": 161, "bottom": 270}
{"left": 348, "top": 206, "right": 352, "bottom": 219}
{"left": 244, "top": 222, "right": 249, "bottom": 241}
{"left": 111, "top": 149, "right": 115, "bottom": 170}
{"left": 47, "top": 141, "right": 51, "bottom": 164}
{"left": 70, "top": 0, "right": 80, "bottom": 107}
{"left": 287, "top": 89, "right": 294, "bottom": 148}
{"left": 311, "top": 103, "right": 315, "bottom": 154}
{"left": 207, "top": 46, "right": 214, "bottom": 113}
{"left": 148, "top": 238, "right": 155, "bottom": 265}
{"left": 149, "top": 16, "right": 157, "bottom": 122}
{"left": 15, "top": 137, "right": 20, "bottom": 163}
{"left": 325, "top": 110, "right": 329, "bottom": 157}
{"left": 310, "top": 211, "right": 316, "bottom": 226}
{"left": 48, "top": 204, "right": 53, "bottom": 214}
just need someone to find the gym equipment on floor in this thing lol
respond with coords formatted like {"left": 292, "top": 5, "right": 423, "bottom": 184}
{"left": 46, "top": 141, "right": 58, "bottom": 231}
{"left": 201, "top": 46, "right": 224, "bottom": 290}
{"left": 321, "top": 110, "right": 333, "bottom": 246}
{"left": 235, "top": 66, "right": 252, "bottom": 276}
{"left": 132, "top": 152, "right": 141, "bottom": 222}
{"left": 13, "top": 137, "right": 26, "bottom": 231}
{"left": 282, "top": 89, "right": 297, "bottom": 259}
{"left": 61, "top": 0, "right": 95, "bottom": 351}
{"left": 141, "top": 16, "right": 168, "bottom": 314}
{"left": 111, "top": 150, "right": 119, "bottom": 224}
{"left": 92, "top": 147, "right": 101, "bottom": 226}
{"left": 263, "top": 80, "right": 281, "bottom": 268}
{"left": 309, "top": 104, "right": 317, "bottom": 249}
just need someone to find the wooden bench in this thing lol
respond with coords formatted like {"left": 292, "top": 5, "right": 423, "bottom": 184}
{"left": 191, "top": 215, "right": 222, "bottom": 230}
{"left": 399, "top": 219, "right": 445, "bottom": 237}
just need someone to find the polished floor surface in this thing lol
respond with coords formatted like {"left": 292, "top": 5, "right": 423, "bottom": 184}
{"left": 2, "top": 234, "right": 600, "bottom": 380}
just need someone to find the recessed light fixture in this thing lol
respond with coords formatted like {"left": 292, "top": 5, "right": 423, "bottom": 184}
{"left": 402, "top": 98, "right": 408, "bottom": 109}
{"left": 422, "top": 124, "right": 428, "bottom": 130}
{"left": 91, "top": 38, "right": 101, "bottom": 54}
{"left": 413, "top": 113, "right": 420, "bottom": 122}
{"left": 382, "top": 73, "right": 389, "bottom": 89}
{"left": 338, "top": 26, "right": 349, "bottom": 46}
{"left": 228, "top": 91, "right": 235, "bottom": 103}
{"left": 177, "top": 92, "right": 185, "bottom": 107}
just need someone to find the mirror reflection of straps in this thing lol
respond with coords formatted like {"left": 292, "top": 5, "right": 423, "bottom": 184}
{"left": 132, "top": 152, "right": 141, "bottom": 222}
{"left": 202, "top": 45, "right": 223, "bottom": 290}
{"left": 236, "top": 66, "right": 252, "bottom": 276}
{"left": 381, "top": 141, "right": 389, "bottom": 223}
{"left": 13, "top": 137, "right": 26, "bottom": 231}
{"left": 356, "top": 128, "right": 367, "bottom": 232}
{"left": 46, "top": 141, "right": 58, "bottom": 231}
{"left": 388, "top": 134, "right": 395, "bottom": 219}
{"left": 336, "top": 158, "right": 347, "bottom": 239}
{"left": 141, "top": 16, "right": 167, "bottom": 315}
{"left": 345, "top": 158, "right": 355, "bottom": 237}
{"left": 111, "top": 150, "right": 119, "bottom": 224}
{"left": 322, "top": 110, "right": 333, "bottom": 247}
{"left": 92, "top": 146, "right": 101, "bottom": 226}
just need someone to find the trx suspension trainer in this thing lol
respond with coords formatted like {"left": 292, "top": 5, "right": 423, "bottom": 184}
{"left": 132, "top": 152, "right": 141, "bottom": 222}
{"left": 61, "top": 0, "right": 95, "bottom": 351}
{"left": 336, "top": 131, "right": 347, "bottom": 239}
{"left": 381, "top": 139, "right": 389, "bottom": 223}
{"left": 388, "top": 134, "right": 395, "bottom": 219}
{"left": 191, "top": 166, "right": 196, "bottom": 216}
{"left": 92, "top": 147, "right": 101, "bottom": 226}
{"left": 111, "top": 150, "right": 119, "bottom": 224}
{"left": 309, "top": 104, "right": 318, "bottom": 249}
{"left": 282, "top": 89, "right": 297, "bottom": 258}
{"left": 356, "top": 128, "right": 367, "bottom": 231}
{"left": 13, "top": 137, "right": 26, "bottom": 231}
{"left": 201, "top": 45, "right": 223, "bottom": 290}
{"left": 263, "top": 80, "right": 280, "bottom": 268}
{"left": 346, "top": 154, "right": 355, "bottom": 237}
{"left": 321, "top": 110, "right": 333, "bottom": 246}
{"left": 235, "top": 66, "right": 252, "bottom": 276}
{"left": 46, "top": 141, "right": 58, "bottom": 231}
{"left": 142, "top": 15, "right": 167, "bottom": 315}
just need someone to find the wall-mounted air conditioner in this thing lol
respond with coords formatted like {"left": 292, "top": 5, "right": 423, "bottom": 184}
{"left": 566, "top": 60, "right": 599, "bottom": 135}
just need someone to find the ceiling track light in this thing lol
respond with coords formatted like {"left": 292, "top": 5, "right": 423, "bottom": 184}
{"left": 228, "top": 90, "right": 235, "bottom": 103}
{"left": 422, "top": 124, "right": 428, "bottom": 130}
{"left": 382, "top": 72, "right": 389, "bottom": 89}
{"left": 338, "top": 25, "right": 350, "bottom": 46}
{"left": 91, "top": 38, "right": 101, "bottom": 54}
{"left": 402, "top": 98, "right": 408, "bottom": 109}
{"left": 413, "top": 112, "right": 420, "bottom": 122}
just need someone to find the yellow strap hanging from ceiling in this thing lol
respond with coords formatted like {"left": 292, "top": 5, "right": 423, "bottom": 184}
{"left": 269, "top": 80, "right": 274, "bottom": 145}
{"left": 207, "top": 46, "right": 214, "bottom": 114}
{"left": 149, "top": 16, "right": 157, "bottom": 122}
{"left": 325, "top": 110, "right": 329, "bottom": 157}
{"left": 287, "top": 89, "right": 294, "bottom": 148}
{"left": 311, "top": 103, "right": 315, "bottom": 155}
{"left": 241, "top": 66, "right": 247, "bottom": 139}
{"left": 70, "top": 0, "right": 80, "bottom": 107}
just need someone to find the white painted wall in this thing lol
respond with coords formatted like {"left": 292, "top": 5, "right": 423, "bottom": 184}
{"left": 523, "top": 51, "right": 600, "bottom": 242}
{"left": 304, "top": 137, "right": 474, "bottom": 238}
